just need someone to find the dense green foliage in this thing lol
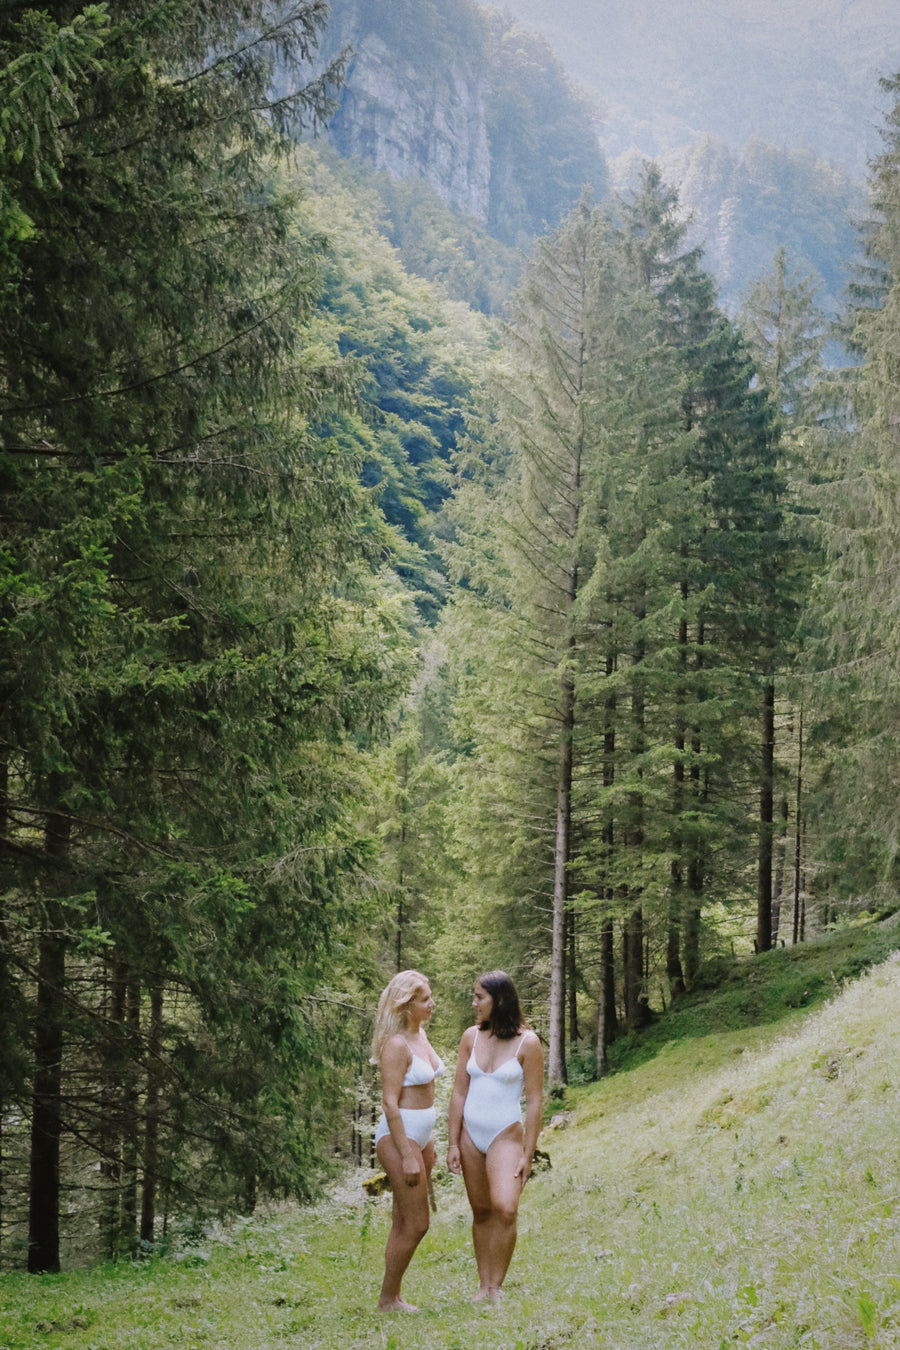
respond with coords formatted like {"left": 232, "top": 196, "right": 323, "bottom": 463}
{"left": 368, "top": 165, "right": 524, "bottom": 316}
{"left": 3, "top": 0, "right": 900, "bottom": 1283}
{"left": 0, "top": 0, "right": 425, "bottom": 1271}
{"left": 428, "top": 171, "right": 799, "bottom": 1080}
{"left": 800, "top": 73, "right": 900, "bottom": 905}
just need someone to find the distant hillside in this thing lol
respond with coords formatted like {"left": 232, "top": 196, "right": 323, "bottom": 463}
{"left": 314, "top": 0, "right": 607, "bottom": 247}
{"left": 649, "top": 136, "right": 864, "bottom": 315}
{"left": 473, "top": 0, "right": 881, "bottom": 314}
{"left": 489, "top": 0, "right": 900, "bottom": 178}
{"left": 303, "top": 0, "right": 877, "bottom": 317}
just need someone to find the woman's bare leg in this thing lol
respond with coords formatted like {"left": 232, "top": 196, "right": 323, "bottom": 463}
{"left": 460, "top": 1123, "right": 524, "bottom": 1300}
{"left": 375, "top": 1136, "right": 435, "bottom": 1311}
{"left": 482, "top": 1128, "right": 524, "bottom": 1295}
{"left": 459, "top": 1126, "right": 493, "bottom": 1298}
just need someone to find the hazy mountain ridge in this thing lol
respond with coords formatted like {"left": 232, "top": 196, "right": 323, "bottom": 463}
{"left": 305, "top": 0, "right": 878, "bottom": 315}
{"left": 314, "top": 0, "right": 607, "bottom": 245}
{"left": 491, "top": 0, "right": 900, "bottom": 177}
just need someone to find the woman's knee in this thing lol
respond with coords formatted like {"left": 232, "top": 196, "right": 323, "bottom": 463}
{"left": 397, "top": 1208, "right": 430, "bottom": 1242}
{"left": 493, "top": 1202, "right": 518, "bottom": 1230}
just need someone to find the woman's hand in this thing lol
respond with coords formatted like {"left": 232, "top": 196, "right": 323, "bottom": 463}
{"left": 513, "top": 1152, "right": 532, "bottom": 1187}
{"left": 446, "top": 1142, "right": 462, "bottom": 1175}
{"left": 402, "top": 1151, "right": 423, "bottom": 1187}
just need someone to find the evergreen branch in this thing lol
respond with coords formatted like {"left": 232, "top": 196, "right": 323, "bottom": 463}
{"left": 2, "top": 292, "right": 295, "bottom": 416}
{"left": 170, "top": 6, "right": 333, "bottom": 88}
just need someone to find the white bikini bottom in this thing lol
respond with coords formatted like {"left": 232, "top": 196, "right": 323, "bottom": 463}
{"left": 374, "top": 1105, "right": 436, "bottom": 1150}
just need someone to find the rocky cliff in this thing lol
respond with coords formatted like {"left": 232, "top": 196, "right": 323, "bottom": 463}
{"left": 327, "top": 27, "right": 491, "bottom": 221}
{"left": 313, "top": 0, "right": 607, "bottom": 245}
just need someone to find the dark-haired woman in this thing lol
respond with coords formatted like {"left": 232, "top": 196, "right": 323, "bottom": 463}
{"left": 446, "top": 970, "right": 544, "bottom": 1302}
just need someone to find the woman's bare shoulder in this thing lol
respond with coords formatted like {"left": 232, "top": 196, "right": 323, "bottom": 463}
{"left": 380, "top": 1033, "right": 412, "bottom": 1064}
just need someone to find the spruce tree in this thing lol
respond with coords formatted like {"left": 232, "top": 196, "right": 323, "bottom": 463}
{"left": 808, "top": 72, "right": 900, "bottom": 902}
{"left": 1, "top": 0, "right": 405, "bottom": 1269}
{"left": 739, "top": 247, "right": 826, "bottom": 947}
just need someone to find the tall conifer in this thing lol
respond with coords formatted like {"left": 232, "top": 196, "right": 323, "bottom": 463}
{"left": 0, "top": 0, "right": 406, "bottom": 1268}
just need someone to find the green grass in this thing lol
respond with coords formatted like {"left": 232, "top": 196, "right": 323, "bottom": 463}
{"left": 4, "top": 918, "right": 900, "bottom": 1348}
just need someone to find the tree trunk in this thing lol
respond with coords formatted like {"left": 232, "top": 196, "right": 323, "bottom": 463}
{"left": 757, "top": 680, "right": 776, "bottom": 952}
{"left": 792, "top": 706, "right": 804, "bottom": 945}
{"left": 548, "top": 399, "right": 583, "bottom": 1084}
{"left": 395, "top": 750, "right": 409, "bottom": 972}
{"left": 120, "top": 977, "right": 142, "bottom": 1250}
{"left": 596, "top": 915, "right": 617, "bottom": 1075}
{"left": 682, "top": 621, "right": 706, "bottom": 988}
{"left": 623, "top": 905, "right": 649, "bottom": 1029}
{"left": 548, "top": 655, "right": 575, "bottom": 1084}
{"left": 28, "top": 801, "right": 69, "bottom": 1274}
{"left": 595, "top": 672, "right": 619, "bottom": 1072}
{"left": 683, "top": 892, "right": 702, "bottom": 989}
{"left": 566, "top": 907, "right": 579, "bottom": 1044}
{"left": 668, "top": 728, "right": 686, "bottom": 996}
{"left": 140, "top": 982, "right": 164, "bottom": 1247}
{"left": 624, "top": 586, "right": 649, "bottom": 1030}
{"left": 0, "top": 747, "right": 7, "bottom": 1269}
{"left": 771, "top": 795, "right": 790, "bottom": 944}
{"left": 668, "top": 606, "right": 688, "bottom": 997}
{"left": 100, "top": 957, "right": 128, "bottom": 1258}
{"left": 594, "top": 965, "right": 608, "bottom": 1079}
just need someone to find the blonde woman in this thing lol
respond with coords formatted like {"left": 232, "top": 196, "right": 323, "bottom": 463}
{"left": 370, "top": 970, "right": 445, "bottom": 1312}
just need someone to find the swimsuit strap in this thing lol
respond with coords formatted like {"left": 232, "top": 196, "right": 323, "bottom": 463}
{"left": 470, "top": 1027, "right": 526, "bottom": 1073}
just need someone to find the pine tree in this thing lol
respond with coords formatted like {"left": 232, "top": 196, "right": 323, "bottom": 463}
{"left": 808, "top": 72, "right": 900, "bottom": 901}
{"left": 0, "top": 0, "right": 407, "bottom": 1270}
{"left": 442, "top": 201, "right": 617, "bottom": 1081}
{"left": 739, "top": 247, "right": 826, "bottom": 948}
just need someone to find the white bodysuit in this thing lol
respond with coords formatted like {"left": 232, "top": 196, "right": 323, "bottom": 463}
{"left": 462, "top": 1029, "right": 526, "bottom": 1154}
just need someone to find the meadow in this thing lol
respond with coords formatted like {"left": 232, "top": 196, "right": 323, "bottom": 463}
{"left": 4, "top": 921, "right": 900, "bottom": 1350}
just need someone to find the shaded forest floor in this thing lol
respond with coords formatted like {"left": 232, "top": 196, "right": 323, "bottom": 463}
{"left": 4, "top": 916, "right": 900, "bottom": 1349}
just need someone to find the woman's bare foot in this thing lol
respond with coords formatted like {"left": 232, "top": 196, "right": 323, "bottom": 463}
{"left": 473, "top": 1286, "right": 504, "bottom": 1304}
{"left": 472, "top": 1284, "right": 505, "bottom": 1303}
{"left": 377, "top": 1296, "right": 419, "bottom": 1312}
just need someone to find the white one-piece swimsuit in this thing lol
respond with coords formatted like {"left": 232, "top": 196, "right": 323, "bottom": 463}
{"left": 463, "top": 1029, "right": 526, "bottom": 1154}
{"left": 375, "top": 1050, "right": 446, "bottom": 1148}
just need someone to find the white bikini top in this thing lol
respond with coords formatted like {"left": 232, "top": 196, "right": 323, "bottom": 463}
{"left": 467, "top": 1029, "right": 525, "bottom": 1083}
{"left": 403, "top": 1051, "right": 446, "bottom": 1087}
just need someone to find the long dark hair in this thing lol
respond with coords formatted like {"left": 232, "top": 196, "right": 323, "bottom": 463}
{"left": 476, "top": 970, "right": 523, "bottom": 1040}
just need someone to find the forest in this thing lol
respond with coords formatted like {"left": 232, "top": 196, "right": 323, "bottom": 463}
{"left": 2, "top": 0, "right": 900, "bottom": 1278}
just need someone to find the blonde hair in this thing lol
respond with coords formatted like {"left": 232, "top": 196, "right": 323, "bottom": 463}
{"left": 369, "top": 970, "right": 430, "bottom": 1065}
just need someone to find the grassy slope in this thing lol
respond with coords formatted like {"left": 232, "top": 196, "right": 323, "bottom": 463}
{"left": 4, "top": 920, "right": 900, "bottom": 1350}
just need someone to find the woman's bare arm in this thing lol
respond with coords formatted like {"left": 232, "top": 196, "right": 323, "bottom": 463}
{"left": 514, "top": 1032, "right": 545, "bottom": 1182}
{"left": 446, "top": 1026, "right": 475, "bottom": 1175}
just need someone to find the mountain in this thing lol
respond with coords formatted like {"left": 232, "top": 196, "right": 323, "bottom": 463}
{"left": 304, "top": 0, "right": 884, "bottom": 316}
{"left": 313, "top": 0, "right": 607, "bottom": 246}
{"left": 489, "top": 0, "right": 900, "bottom": 180}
